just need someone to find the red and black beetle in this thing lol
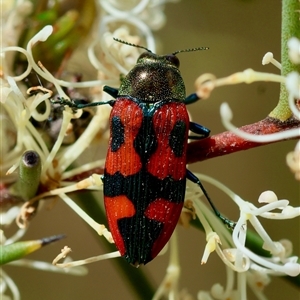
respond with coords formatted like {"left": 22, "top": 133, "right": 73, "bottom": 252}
{"left": 56, "top": 39, "right": 231, "bottom": 266}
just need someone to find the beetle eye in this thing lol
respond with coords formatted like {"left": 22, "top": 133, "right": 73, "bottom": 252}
{"left": 165, "top": 55, "right": 180, "bottom": 68}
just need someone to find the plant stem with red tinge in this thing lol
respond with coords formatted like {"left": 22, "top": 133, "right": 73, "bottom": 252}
{"left": 187, "top": 117, "right": 300, "bottom": 164}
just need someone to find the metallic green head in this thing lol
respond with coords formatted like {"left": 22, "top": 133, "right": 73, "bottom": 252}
{"left": 118, "top": 51, "right": 186, "bottom": 103}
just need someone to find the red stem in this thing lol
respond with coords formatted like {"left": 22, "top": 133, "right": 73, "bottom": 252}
{"left": 186, "top": 116, "right": 300, "bottom": 164}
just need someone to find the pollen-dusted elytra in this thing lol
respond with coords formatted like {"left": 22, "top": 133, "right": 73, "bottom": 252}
{"left": 55, "top": 38, "right": 233, "bottom": 266}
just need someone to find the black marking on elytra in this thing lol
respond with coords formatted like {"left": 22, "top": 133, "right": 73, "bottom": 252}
{"left": 111, "top": 116, "right": 125, "bottom": 152}
{"left": 103, "top": 171, "right": 185, "bottom": 206}
{"left": 132, "top": 98, "right": 181, "bottom": 162}
{"left": 118, "top": 217, "right": 163, "bottom": 265}
{"left": 169, "top": 120, "right": 186, "bottom": 157}
{"left": 133, "top": 114, "right": 157, "bottom": 164}
{"left": 103, "top": 170, "right": 186, "bottom": 264}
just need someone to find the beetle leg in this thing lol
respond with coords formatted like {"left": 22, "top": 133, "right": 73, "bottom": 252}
{"left": 103, "top": 85, "right": 119, "bottom": 98}
{"left": 52, "top": 98, "right": 115, "bottom": 109}
{"left": 186, "top": 170, "right": 236, "bottom": 229}
{"left": 184, "top": 93, "right": 200, "bottom": 105}
{"left": 188, "top": 121, "right": 210, "bottom": 139}
{"left": 53, "top": 84, "right": 119, "bottom": 109}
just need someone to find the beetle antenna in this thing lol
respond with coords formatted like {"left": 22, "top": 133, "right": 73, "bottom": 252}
{"left": 172, "top": 47, "right": 209, "bottom": 56}
{"left": 113, "top": 38, "right": 152, "bottom": 53}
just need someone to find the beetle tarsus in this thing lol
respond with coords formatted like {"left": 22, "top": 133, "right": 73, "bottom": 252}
{"left": 52, "top": 97, "right": 77, "bottom": 108}
{"left": 52, "top": 97, "right": 115, "bottom": 110}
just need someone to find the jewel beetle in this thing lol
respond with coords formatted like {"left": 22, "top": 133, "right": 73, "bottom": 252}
{"left": 56, "top": 39, "right": 231, "bottom": 266}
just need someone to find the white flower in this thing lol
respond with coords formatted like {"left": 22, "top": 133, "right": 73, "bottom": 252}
{"left": 286, "top": 140, "right": 300, "bottom": 180}
{"left": 262, "top": 52, "right": 281, "bottom": 69}
{"left": 186, "top": 174, "right": 299, "bottom": 300}
{"left": 288, "top": 37, "right": 300, "bottom": 64}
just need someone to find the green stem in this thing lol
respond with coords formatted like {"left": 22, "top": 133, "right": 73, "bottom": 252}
{"left": 269, "top": 0, "right": 300, "bottom": 120}
{"left": 75, "top": 192, "right": 155, "bottom": 300}
{"left": 9, "top": 150, "right": 41, "bottom": 201}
